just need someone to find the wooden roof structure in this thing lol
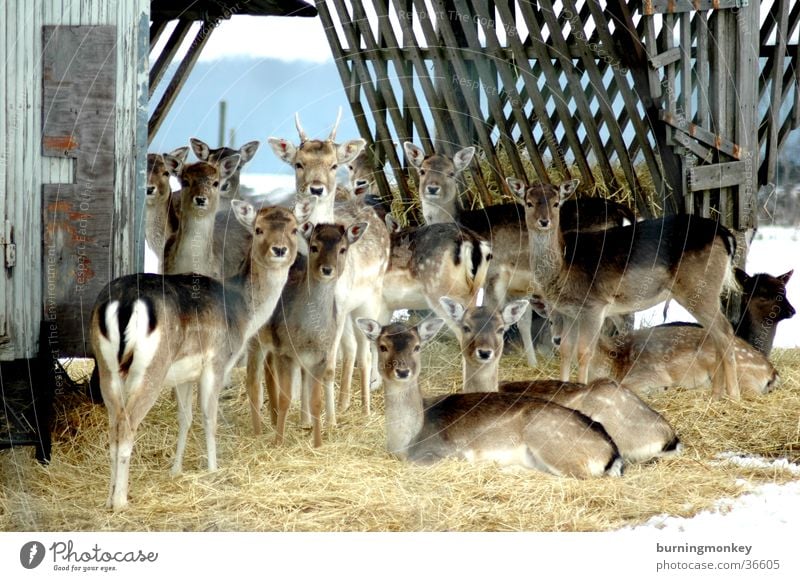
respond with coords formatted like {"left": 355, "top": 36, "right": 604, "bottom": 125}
{"left": 319, "top": 0, "right": 799, "bottom": 242}
{"left": 149, "top": 0, "right": 317, "bottom": 142}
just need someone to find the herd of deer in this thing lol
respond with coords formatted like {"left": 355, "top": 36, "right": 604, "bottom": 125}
{"left": 90, "top": 113, "right": 795, "bottom": 510}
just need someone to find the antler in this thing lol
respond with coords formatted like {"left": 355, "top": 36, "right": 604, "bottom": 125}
{"left": 328, "top": 107, "right": 342, "bottom": 142}
{"left": 295, "top": 112, "right": 308, "bottom": 143}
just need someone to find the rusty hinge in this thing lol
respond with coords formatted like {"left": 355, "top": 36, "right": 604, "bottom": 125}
{"left": 1, "top": 220, "right": 15, "bottom": 268}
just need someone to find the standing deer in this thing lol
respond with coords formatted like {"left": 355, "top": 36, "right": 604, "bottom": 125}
{"left": 163, "top": 156, "right": 241, "bottom": 278}
{"left": 438, "top": 296, "right": 529, "bottom": 393}
{"left": 382, "top": 215, "right": 492, "bottom": 340}
{"left": 268, "top": 112, "right": 391, "bottom": 414}
{"left": 246, "top": 221, "right": 368, "bottom": 446}
{"left": 145, "top": 147, "right": 188, "bottom": 269}
{"left": 189, "top": 137, "right": 260, "bottom": 202}
{"left": 404, "top": 142, "right": 634, "bottom": 367}
{"left": 733, "top": 268, "right": 795, "bottom": 355}
{"left": 356, "top": 319, "right": 623, "bottom": 478}
{"left": 90, "top": 203, "right": 302, "bottom": 511}
{"left": 508, "top": 177, "right": 741, "bottom": 399}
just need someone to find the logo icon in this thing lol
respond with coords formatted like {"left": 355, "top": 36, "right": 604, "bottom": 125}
{"left": 20, "top": 541, "right": 46, "bottom": 569}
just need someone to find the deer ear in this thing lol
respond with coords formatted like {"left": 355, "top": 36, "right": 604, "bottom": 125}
{"left": 190, "top": 137, "right": 210, "bottom": 161}
{"left": 300, "top": 221, "right": 315, "bottom": 242}
{"left": 337, "top": 139, "right": 366, "bottom": 165}
{"left": 238, "top": 141, "right": 260, "bottom": 164}
{"left": 502, "top": 300, "right": 529, "bottom": 327}
{"left": 403, "top": 142, "right": 426, "bottom": 168}
{"left": 293, "top": 198, "right": 315, "bottom": 223}
{"left": 529, "top": 296, "right": 549, "bottom": 318}
{"left": 346, "top": 222, "right": 369, "bottom": 245}
{"left": 778, "top": 270, "right": 794, "bottom": 284}
{"left": 506, "top": 177, "right": 527, "bottom": 201}
{"left": 418, "top": 318, "right": 445, "bottom": 343}
{"left": 268, "top": 137, "right": 297, "bottom": 164}
{"left": 453, "top": 146, "right": 475, "bottom": 173}
{"left": 168, "top": 146, "right": 190, "bottom": 163}
{"left": 218, "top": 154, "right": 241, "bottom": 182}
{"left": 231, "top": 200, "right": 256, "bottom": 232}
{"left": 734, "top": 267, "right": 750, "bottom": 287}
{"left": 163, "top": 154, "right": 183, "bottom": 177}
{"left": 384, "top": 213, "right": 401, "bottom": 233}
{"left": 438, "top": 296, "right": 466, "bottom": 323}
{"left": 559, "top": 179, "right": 580, "bottom": 200}
{"left": 356, "top": 318, "right": 382, "bottom": 342}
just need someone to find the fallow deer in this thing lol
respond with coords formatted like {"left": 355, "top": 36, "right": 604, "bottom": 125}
{"left": 246, "top": 221, "right": 368, "bottom": 447}
{"left": 382, "top": 215, "right": 492, "bottom": 340}
{"left": 269, "top": 112, "right": 391, "bottom": 412}
{"left": 499, "top": 378, "right": 681, "bottom": 464}
{"left": 145, "top": 146, "right": 188, "bottom": 269}
{"left": 346, "top": 149, "right": 391, "bottom": 219}
{"left": 404, "top": 142, "right": 634, "bottom": 367}
{"left": 356, "top": 319, "right": 623, "bottom": 478}
{"left": 163, "top": 156, "right": 240, "bottom": 278}
{"left": 733, "top": 268, "right": 795, "bottom": 355}
{"left": 90, "top": 203, "right": 302, "bottom": 511}
{"left": 438, "top": 296, "right": 529, "bottom": 393}
{"left": 189, "top": 137, "right": 260, "bottom": 201}
{"left": 508, "top": 177, "right": 741, "bottom": 400}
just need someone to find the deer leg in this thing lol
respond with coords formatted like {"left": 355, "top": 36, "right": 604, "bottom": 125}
{"left": 274, "top": 357, "right": 295, "bottom": 447}
{"left": 338, "top": 317, "right": 357, "bottom": 414}
{"left": 172, "top": 381, "right": 194, "bottom": 475}
{"left": 518, "top": 305, "right": 538, "bottom": 367}
{"left": 310, "top": 363, "right": 324, "bottom": 448}
{"left": 198, "top": 366, "right": 222, "bottom": 471}
{"left": 698, "top": 311, "right": 740, "bottom": 400}
{"left": 246, "top": 338, "right": 265, "bottom": 435}
{"left": 575, "top": 310, "right": 606, "bottom": 384}
{"left": 264, "top": 351, "right": 279, "bottom": 427}
{"left": 356, "top": 329, "right": 372, "bottom": 415}
{"left": 558, "top": 316, "right": 579, "bottom": 381}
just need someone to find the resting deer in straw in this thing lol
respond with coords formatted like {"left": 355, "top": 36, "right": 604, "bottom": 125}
{"left": 269, "top": 111, "right": 391, "bottom": 412}
{"left": 247, "top": 220, "right": 368, "bottom": 447}
{"left": 356, "top": 318, "right": 623, "bottom": 477}
{"left": 90, "top": 203, "right": 302, "bottom": 511}
{"left": 404, "top": 142, "right": 634, "bottom": 367}
{"left": 507, "top": 177, "right": 741, "bottom": 399}
{"left": 438, "top": 296, "right": 529, "bottom": 393}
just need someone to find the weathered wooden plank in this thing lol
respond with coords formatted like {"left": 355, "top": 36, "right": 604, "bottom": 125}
{"left": 149, "top": 19, "right": 192, "bottom": 98}
{"left": 765, "top": 0, "right": 789, "bottom": 185}
{"left": 673, "top": 130, "right": 714, "bottom": 164}
{"left": 649, "top": 46, "right": 681, "bottom": 69}
{"left": 317, "top": 1, "right": 395, "bottom": 205}
{"left": 695, "top": 10, "right": 710, "bottom": 128}
{"left": 149, "top": 18, "right": 168, "bottom": 50}
{"left": 643, "top": 0, "right": 746, "bottom": 16}
{"left": 735, "top": 0, "right": 759, "bottom": 231}
{"left": 660, "top": 111, "right": 743, "bottom": 159}
{"left": 689, "top": 161, "right": 747, "bottom": 191}
{"left": 42, "top": 25, "right": 116, "bottom": 357}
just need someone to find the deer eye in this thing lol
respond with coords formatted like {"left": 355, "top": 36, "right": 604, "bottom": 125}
{"left": 348, "top": 165, "right": 354, "bottom": 171}
{"left": 162, "top": 171, "right": 170, "bottom": 177}
{"left": 497, "top": 327, "right": 504, "bottom": 334}
{"left": 310, "top": 245, "right": 319, "bottom": 254}
{"left": 181, "top": 179, "right": 189, "bottom": 187}
{"left": 413, "top": 345, "right": 421, "bottom": 352}
{"left": 291, "top": 228, "right": 298, "bottom": 235}
{"left": 553, "top": 202, "right": 559, "bottom": 208}
{"left": 339, "top": 247, "right": 347, "bottom": 254}
{"left": 448, "top": 172, "right": 455, "bottom": 178}
{"left": 526, "top": 202, "right": 533, "bottom": 208}
{"left": 419, "top": 169, "right": 426, "bottom": 176}
{"left": 295, "top": 162, "right": 304, "bottom": 170}
{"left": 462, "top": 326, "right": 471, "bottom": 334}
{"left": 213, "top": 181, "right": 220, "bottom": 188}
{"left": 331, "top": 164, "right": 338, "bottom": 171}
{"left": 379, "top": 345, "right": 388, "bottom": 353}
{"left": 255, "top": 227, "right": 263, "bottom": 236}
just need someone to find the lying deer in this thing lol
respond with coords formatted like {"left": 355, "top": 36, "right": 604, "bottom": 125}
{"left": 508, "top": 178, "right": 741, "bottom": 400}
{"left": 547, "top": 313, "right": 778, "bottom": 396}
{"left": 90, "top": 203, "right": 302, "bottom": 511}
{"left": 404, "top": 142, "right": 634, "bottom": 367}
{"left": 145, "top": 146, "right": 188, "bottom": 270}
{"left": 382, "top": 215, "right": 492, "bottom": 339}
{"left": 499, "top": 379, "right": 681, "bottom": 464}
{"left": 733, "top": 268, "right": 795, "bottom": 356}
{"left": 438, "top": 296, "right": 529, "bottom": 393}
{"left": 247, "top": 221, "right": 368, "bottom": 446}
{"left": 162, "top": 156, "right": 241, "bottom": 278}
{"left": 269, "top": 112, "right": 391, "bottom": 412}
{"left": 356, "top": 318, "right": 623, "bottom": 478}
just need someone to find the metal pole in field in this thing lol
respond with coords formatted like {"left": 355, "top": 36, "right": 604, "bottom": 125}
{"left": 218, "top": 100, "right": 227, "bottom": 148}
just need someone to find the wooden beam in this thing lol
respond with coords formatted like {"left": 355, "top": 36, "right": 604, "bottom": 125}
{"left": 689, "top": 161, "right": 747, "bottom": 192}
{"left": 642, "top": 0, "right": 747, "bottom": 16}
{"left": 149, "top": 19, "right": 168, "bottom": 51}
{"left": 660, "top": 111, "right": 744, "bottom": 159}
{"left": 649, "top": 47, "right": 681, "bottom": 69}
{"left": 149, "top": 18, "right": 193, "bottom": 98}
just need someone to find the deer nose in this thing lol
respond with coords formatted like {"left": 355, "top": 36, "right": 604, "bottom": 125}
{"left": 271, "top": 246, "right": 288, "bottom": 258}
{"left": 395, "top": 368, "right": 410, "bottom": 380}
{"left": 355, "top": 179, "right": 369, "bottom": 187}
{"left": 538, "top": 218, "right": 550, "bottom": 228}
{"left": 194, "top": 196, "right": 208, "bottom": 207}
{"left": 552, "top": 336, "right": 561, "bottom": 346}
{"left": 146, "top": 186, "right": 156, "bottom": 196}
{"left": 788, "top": 304, "right": 796, "bottom": 318}
{"left": 425, "top": 185, "right": 440, "bottom": 196}
{"left": 320, "top": 265, "right": 334, "bottom": 277}
{"left": 476, "top": 349, "right": 494, "bottom": 361}
{"left": 309, "top": 186, "right": 325, "bottom": 197}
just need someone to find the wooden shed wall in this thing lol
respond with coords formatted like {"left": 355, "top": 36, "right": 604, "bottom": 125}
{"left": 0, "top": 0, "right": 149, "bottom": 361}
